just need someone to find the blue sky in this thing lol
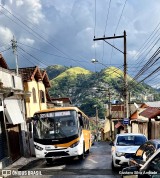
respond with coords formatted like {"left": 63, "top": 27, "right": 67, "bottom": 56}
{"left": 0, "top": 0, "right": 160, "bottom": 87}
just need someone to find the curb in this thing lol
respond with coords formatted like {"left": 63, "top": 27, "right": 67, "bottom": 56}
{"left": 18, "top": 159, "right": 44, "bottom": 171}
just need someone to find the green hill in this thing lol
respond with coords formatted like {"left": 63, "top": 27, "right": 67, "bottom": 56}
{"left": 46, "top": 66, "right": 160, "bottom": 119}
{"left": 49, "top": 66, "right": 92, "bottom": 98}
{"left": 53, "top": 66, "right": 92, "bottom": 81}
{"left": 45, "top": 65, "right": 68, "bottom": 79}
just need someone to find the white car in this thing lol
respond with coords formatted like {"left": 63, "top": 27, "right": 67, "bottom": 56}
{"left": 110, "top": 133, "right": 147, "bottom": 170}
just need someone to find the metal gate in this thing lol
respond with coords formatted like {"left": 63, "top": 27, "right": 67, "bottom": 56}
{"left": 7, "top": 125, "right": 21, "bottom": 161}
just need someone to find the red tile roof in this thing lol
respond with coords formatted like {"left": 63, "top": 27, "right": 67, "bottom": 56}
{"left": 115, "top": 121, "right": 124, "bottom": 128}
{"left": 11, "top": 66, "right": 50, "bottom": 88}
{"left": 0, "top": 54, "right": 8, "bottom": 69}
{"left": 140, "top": 107, "right": 160, "bottom": 118}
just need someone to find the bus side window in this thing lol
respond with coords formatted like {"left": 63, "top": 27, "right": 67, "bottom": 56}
{"left": 78, "top": 113, "right": 84, "bottom": 128}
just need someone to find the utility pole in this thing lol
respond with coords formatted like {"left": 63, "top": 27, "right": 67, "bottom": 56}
{"left": 108, "top": 90, "right": 112, "bottom": 140}
{"left": 96, "top": 106, "right": 99, "bottom": 139}
{"left": 93, "top": 31, "right": 128, "bottom": 120}
{"left": 11, "top": 36, "right": 18, "bottom": 76}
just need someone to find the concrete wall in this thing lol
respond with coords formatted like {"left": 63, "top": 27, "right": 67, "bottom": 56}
{"left": 0, "top": 67, "right": 23, "bottom": 90}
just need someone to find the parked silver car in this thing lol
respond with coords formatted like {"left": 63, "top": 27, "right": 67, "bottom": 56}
{"left": 110, "top": 133, "right": 147, "bottom": 170}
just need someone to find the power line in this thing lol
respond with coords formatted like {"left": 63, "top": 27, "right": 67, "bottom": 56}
{"left": 127, "top": 48, "right": 160, "bottom": 90}
{"left": 104, "top": 0, "right": 112, "bottom": 35}
{"left": 18, "top": 45, "right": 49, "bottom": 67}
{"left": 0, "top": 5, "right": 87, "bottom": 69}
{"left": 114, "top": 0, "right": 127, "bottom": 34}
{"left": 18, "top": 42, "right": 90, "bottom": 64}
{"left": 17, "top": 50, "right": 38, "bottom": 67}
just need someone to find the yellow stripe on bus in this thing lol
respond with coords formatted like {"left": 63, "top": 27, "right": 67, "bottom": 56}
{"left": 54, "top": 137, "right": 80, "bottom": 148}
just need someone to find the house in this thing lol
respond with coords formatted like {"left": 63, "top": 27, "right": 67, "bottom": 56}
{"left": 0, "top": 54, "right": 29, "bottom": 168}
{"left": 13, "top": 66, "right": 51, "bottom": 155}
{"left": 103, "top": 103, "right": 140, "bottom": 140}
{"left": 50, "top": 97, "right": 72, "bottom": 107}
{"left": 130, "top": 101, "right": 160, "bottom": 139}
{"left": 14, "top": 66, "right": 51, "bottom": 118}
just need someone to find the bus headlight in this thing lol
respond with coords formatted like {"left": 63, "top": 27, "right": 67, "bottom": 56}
{"left": 70, "top": 141, "right": 80, "bottom": 148}
{"left": 34, "top": 144, "right": 43, "bottom": 151}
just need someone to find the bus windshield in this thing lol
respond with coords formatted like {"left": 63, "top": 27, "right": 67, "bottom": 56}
{"left": 33, "top": 110, "right": 78, "bottom": 139}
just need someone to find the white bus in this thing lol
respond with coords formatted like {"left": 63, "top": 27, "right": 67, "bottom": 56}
{"left": 31, "top": 107, "right": 91, "bottom": 164}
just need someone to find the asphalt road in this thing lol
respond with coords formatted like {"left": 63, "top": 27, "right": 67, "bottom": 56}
{"left": 8, "top": 141, "right": 121, "bottom": 178}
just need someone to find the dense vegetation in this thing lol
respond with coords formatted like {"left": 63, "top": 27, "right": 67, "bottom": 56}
{"left": 46, "top": 65, "right": 160, "bottom": 119}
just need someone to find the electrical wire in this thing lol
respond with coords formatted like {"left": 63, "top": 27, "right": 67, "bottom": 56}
{"left": 114, "top": 0, "right": 127, "bottom": 34}
{"left": 104, "top": 0, "right": 112, "bottom": 35}
{"left": 0, "top": 5, "right": 87, "bottom": 69}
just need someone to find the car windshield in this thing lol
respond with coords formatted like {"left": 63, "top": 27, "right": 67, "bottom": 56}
{"left": 116, "top": 135, "right": 147, "bottom": 146}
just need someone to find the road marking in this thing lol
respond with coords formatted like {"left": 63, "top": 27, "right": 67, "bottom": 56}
{"left": 88, "top": 158, "right": 98, "bottom": 163}
{"left": 91, "top": 146, "right": 97, "bottom": 148}
{"left": 43, "top": 165, "right": 66, "bottom": 169}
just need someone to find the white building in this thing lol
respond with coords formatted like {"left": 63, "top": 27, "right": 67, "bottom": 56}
{"left": 0, "top": 54, "right": 29, "bottom": 168}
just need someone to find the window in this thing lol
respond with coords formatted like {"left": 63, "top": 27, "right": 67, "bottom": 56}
{"left": 32, "top": 88, "right": 37, "bottom": 103}
{"left": 40, "top": 90, "right": 45, "bottom": 103}
{"left": 12, "top": 76, "right": 15, "bottom": 88}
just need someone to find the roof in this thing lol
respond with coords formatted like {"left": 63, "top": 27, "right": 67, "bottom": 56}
{"left": 0, "top": 54, "right": 8, "bottom": 69}
{"left": 51, "top": 97, "right": 72, "bottom": 104}
{"left": 146, "top": 139, "right": 160, "bottom": 149}
{"left": 148, "top": 139, "right": 160, "bottom": 144}
{"left": 11, "top": 66, "right": 51, "bottom": 88}
{"left": 115, "top": 121, "right": 124, "bottom": 128}
{"left": 140, "top": 107, "right": 160, "bottom": 119}
{"left": 141, "top": 101, "right": 160, "bottom": 108}
{"left": 116, "top": 133, "right": 146, "bottom": 137}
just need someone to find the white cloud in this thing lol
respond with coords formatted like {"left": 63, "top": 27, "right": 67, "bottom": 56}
{"left": 128, "top": 50, "right": 137, "bottom": 59}
{"left": 25, "top": 0, "right": 45, "bottom": 24}
{"left": 0, "top": 26, "right": 13, "bottom": 44}
{"left": 92, "top": 42, "right": 100, "bottom": 49}
{"left": 16, "top": 0, "right": 23, "bottom": 7}
{"left": 19, "top": 38, "right": 34, "bottom": 45}
{"left": 0, "top": 0, "right": 160, "bottom": 86}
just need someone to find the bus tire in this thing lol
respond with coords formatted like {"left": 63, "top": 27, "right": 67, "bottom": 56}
{"left": 78, "top": 142, "right": 85, "bottom": 160}
{"left": 46, "top": 158, "right": 53, "bottom": 165}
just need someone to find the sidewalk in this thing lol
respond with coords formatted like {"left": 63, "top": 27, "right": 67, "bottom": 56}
{"left": 0, "top": 157, "right": 44, "bottom": 178}
{"left": 4, "top": 157, "right": 42, "bottom": 170}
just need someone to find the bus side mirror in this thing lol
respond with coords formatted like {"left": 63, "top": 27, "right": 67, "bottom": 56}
{"left": 79, "top": 117, "right": 84, "bottom": 128}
